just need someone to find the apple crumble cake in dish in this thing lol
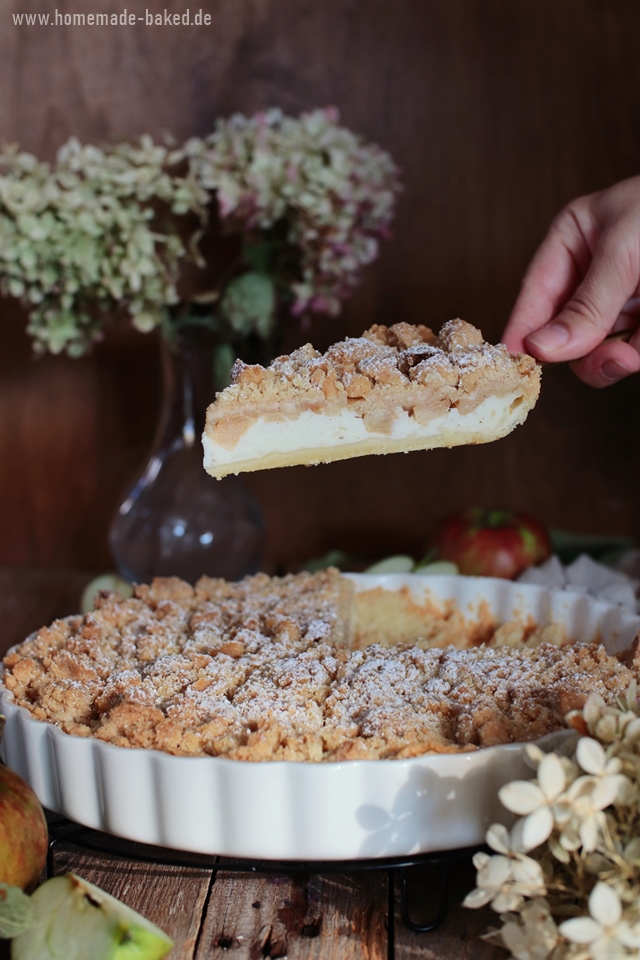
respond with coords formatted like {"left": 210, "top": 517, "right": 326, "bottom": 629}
{"left": 202, "top": 320, "right": 541, "bottom": 478}
{"left": 2, "top": 573, "right": 639, "bottom": 858}
{"left": 2, "top": 570, "right": 637, "bottom": 761}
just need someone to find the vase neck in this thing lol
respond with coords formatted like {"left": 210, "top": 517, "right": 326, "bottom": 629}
{"left": 156, "top": 328, "right": 216, "bottom": 451}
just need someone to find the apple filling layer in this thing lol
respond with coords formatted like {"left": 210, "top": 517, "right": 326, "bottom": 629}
{"left": 203, "top": 319, "right": 541, "bottom": 478}
{"left": 203, "top": 391, "right": 528, "bottom": 476}
{"left": 4, "top": 570, "right": 636, "bottom": 762}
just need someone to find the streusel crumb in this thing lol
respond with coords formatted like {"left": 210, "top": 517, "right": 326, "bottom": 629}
{"left": 207, "top": 320, "right": 538, "bottom": 440}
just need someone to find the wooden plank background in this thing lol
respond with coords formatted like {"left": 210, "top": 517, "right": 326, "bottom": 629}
{"left": 2, "top": 0, "right": 640, "bottom": 575}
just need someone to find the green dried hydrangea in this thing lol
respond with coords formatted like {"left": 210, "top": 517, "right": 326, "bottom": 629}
{"left": 1, "top": 111, "right": 401, "bottom": 357}
{"left": 0, "top": 136, "right": 207, "bottom": 356}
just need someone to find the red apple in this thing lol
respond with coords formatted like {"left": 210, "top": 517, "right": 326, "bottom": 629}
{"left": 427, "top": 508, "right": 552, "bottom": 579}
{"left": 0, "top": 763, "right": 48, "bottom": 891}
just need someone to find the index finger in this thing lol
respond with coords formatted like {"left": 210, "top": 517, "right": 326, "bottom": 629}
{"left": 502, "top": 209, "right": 589, "bottom": 353}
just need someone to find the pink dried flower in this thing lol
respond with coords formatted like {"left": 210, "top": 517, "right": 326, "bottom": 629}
{"left": 191, "top": 108, "right": 401, "bottom": 319}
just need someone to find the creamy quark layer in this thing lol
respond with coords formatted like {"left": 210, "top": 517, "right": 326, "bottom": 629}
{"left": 203, "top": 390, "right": 528, "bottom": 478}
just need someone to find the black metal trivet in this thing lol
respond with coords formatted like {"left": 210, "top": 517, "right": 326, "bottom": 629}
{"left": 46, "top": 812, "right": 480, "bottom": 934}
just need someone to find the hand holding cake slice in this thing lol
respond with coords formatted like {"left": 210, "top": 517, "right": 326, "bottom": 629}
{"left": 202, "top": 319, "right": 541, "bottom": 478}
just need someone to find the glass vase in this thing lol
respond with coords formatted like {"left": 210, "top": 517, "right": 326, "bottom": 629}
{"left": 109, "top": 327, "right": 265, "bottom": 584}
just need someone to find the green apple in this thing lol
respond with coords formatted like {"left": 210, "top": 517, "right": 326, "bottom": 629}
{"left": 11, "top": 874, "right": 173, "bottom": 960}
{"left": 81, "top": 574, "right": 133, "bottom": 614}
{"left": 365, "top": 555, "right": 416, "bottom": 574}
{"left": 0, "top": 763, "right": 48, "bottom": 892}
{"left": 413, "top": 560, "right": 459, "bottom": 575}
{"left": 0, "top": 883, "right": 35, "bottom": 938}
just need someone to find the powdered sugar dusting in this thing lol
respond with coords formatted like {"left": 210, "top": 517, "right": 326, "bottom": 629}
{"left": 4, "top": 570, "right": 631, "bottom": 762}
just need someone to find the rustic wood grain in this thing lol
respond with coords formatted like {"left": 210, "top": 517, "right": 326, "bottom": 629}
{"left": 196, "top": 869, "right": 387, "bottom": 960}
{"left": 2, "top": 0, "right": 640, "bottom": 571}
{"left": 52, "top": 846, "right": 213, "bottom": 960}
{"left": 43, "top": 844, "right": 504, "bottom": 959}
{"left": 394, "top": 859, "right": 505, "bottom": 960}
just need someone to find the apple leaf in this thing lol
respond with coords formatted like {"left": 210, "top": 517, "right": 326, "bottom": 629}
{"left": 0, "top": 884, "right": 35, "bottom": 939}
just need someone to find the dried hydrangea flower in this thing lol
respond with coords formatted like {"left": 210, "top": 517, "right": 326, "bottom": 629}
{"left": 466, "top": 683, "right": 640, "bottom": 959}
{"left": 498, "top": 752, "right": 569, "bottom": 850}
{"left": 190, "top": 107, "right": 401, "bottom": 320}
{"left": 0, "top": 135, "right": 205, "bottom": 355}
{"left": 496, "top": 898, "right": 560, "bottom": 960}
{"left": 559, "top": 883, "right": 640, "bottom": 957}
{"left": 2, "top": 111, "right": 400, "bottom": 356}
{"left": 463, "top": 824, "right": 546, "bottom": 913}
{"left": 562, "top": 739, "right": 629, "bottom": 852}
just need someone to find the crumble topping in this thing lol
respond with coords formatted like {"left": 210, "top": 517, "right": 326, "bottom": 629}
{"left": 204, "top": 319, "right": 541, "bottom": 453}
{"left": 4, "top": 570, "right": 636, "bottom": 762}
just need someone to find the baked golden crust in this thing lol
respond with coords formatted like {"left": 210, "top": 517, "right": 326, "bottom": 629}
{"left": 203, "top": 320, "right": 542, "bottom": 478}
{"left": 3, "top": 570, "right": 635, "bottom": 761}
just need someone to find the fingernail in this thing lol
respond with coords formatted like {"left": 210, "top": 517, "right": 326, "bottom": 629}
{"left": 526, "top": 323, "right": 570, "bottom": 353}
{"left": 601, "top": 359, "right": 631, "bottom": 383}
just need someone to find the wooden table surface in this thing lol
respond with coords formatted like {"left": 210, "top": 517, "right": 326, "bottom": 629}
{"left": 45, "top": 839, "right": 503, "bottom": 959}
{"left": 0, "top": 567, "right": 504, "bottom": 959}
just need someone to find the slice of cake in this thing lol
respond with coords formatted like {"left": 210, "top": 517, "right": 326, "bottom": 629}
{"left": 202, "top": 319, "right": 541, "bottom": 478}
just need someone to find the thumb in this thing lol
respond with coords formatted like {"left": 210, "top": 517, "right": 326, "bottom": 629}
{"left": 524, "top": 237, "right": 636, "bottom": 362}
